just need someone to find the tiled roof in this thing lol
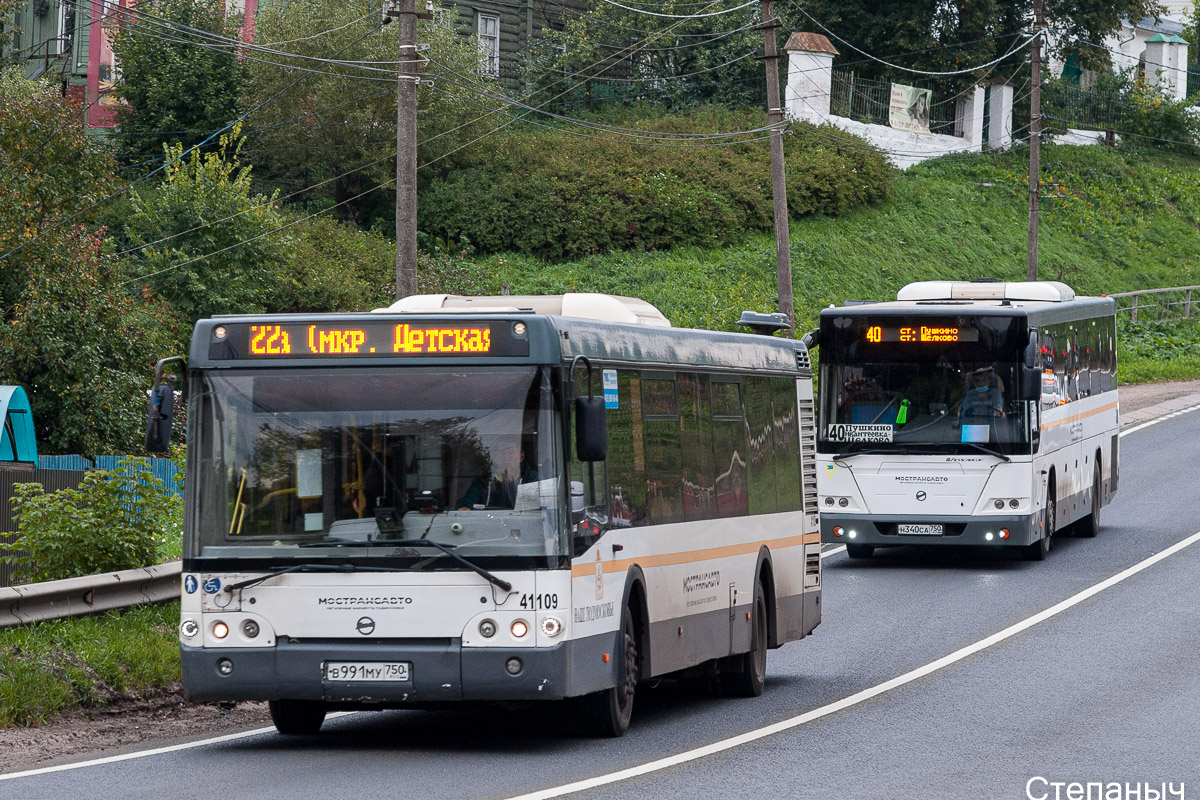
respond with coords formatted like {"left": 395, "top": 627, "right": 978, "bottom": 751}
{"left": 783, "top": 32, "right": 839, "bottom": 55}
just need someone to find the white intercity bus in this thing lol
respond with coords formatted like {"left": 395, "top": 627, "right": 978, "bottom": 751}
{"left": 146, "top": 293, "right": 822, "bottom": 737}
{"left": 810, "top": 281, "right": 1119, "bottom": 561}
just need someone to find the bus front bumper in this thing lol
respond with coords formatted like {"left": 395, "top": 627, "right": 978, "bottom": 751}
{"left": 821, "top": 513, "right": 1037, "bottom": 548}
{"left": 181, "top": 639, "right": 583, "bottom": 704}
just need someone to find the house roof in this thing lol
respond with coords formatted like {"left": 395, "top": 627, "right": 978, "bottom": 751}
{"left": 783, "top": 32, "right": 839, "bottom": 55}
{"left": 1145, "top": 32, "right": 1190, "bottom": 44}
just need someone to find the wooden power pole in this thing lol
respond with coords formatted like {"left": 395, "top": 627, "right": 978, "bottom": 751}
{"left": 760, "top": 0, "right": 794, "bottom": 330}
{"left": 1026, "top": 0, "right": 1043, "bottom": 282}
{"left": 395, "top": 0, "right": 419, "bottom": 300}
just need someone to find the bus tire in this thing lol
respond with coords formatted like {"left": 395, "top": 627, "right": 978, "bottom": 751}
{"left": 1026, "top": 482, "right": 1056, "bottom": 561}
{"left": 845, "top": 543, "right": 874, "bottom": 559}
{"left": 720, "top": 581, "right": 767, "bottom": 698}
{"left": 1075, "top": 463, "right": 1101, "bottom": 538}
{"left": 268, "top": 699, "right": 326, "bottom": 735}
{"left": 577, "top": 605, "right": 639, "bottom": 737}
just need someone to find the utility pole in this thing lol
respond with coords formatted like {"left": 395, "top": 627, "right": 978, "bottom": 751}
{"left": 760, "top": 0, "right": 794, "bottom": 330}
{"left": 395, "top": 0, "right": 419, "bottom": 299}
{"left": 1026, "top": 0, "right": 1043, "bottom": 282}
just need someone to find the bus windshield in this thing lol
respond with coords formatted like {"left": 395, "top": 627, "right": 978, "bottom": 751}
{"left": 820, "top": 360, "right": 1032, "bottom": 455}
{"left": 189, "top": 366, "right": 563, "bottom": 565}
{"left": 818, "top": 315, "right": 1033, "bottom": 456}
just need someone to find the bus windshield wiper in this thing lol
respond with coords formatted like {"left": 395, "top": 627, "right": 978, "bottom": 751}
{"left": 299, "top": 538, "right": 513, "bottom": 592}
{"left": 832, "top": 447, "right": 919, "bottom": 461}
{"left": 225, "top": 562, "right": 409, "bottom": 592}
{"left": 957, "top": 442, "right": 1011, "bottom": 462}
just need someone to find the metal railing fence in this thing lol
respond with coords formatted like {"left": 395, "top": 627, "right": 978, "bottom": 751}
{"left": 1108, "top": 286, "right": 1200, "bottom": 323}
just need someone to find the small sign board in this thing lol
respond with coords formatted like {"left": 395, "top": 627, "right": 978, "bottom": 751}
{"left": 603, "top": 369, "right": 619, "bottom": 409}
{"left": 889, "top": 83, "right": 932, "bottom": 133}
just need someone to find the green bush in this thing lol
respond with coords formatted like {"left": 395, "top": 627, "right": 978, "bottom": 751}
{"left": 2, "top": 458, "right": 182, "bottom": 584}
{"left": 418, "top": 111, "right": 893, "bottom": 261}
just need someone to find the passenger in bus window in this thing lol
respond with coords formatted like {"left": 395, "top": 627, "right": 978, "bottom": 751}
{"left": 959, "top": 367, "right": 1006, "bottom": 420}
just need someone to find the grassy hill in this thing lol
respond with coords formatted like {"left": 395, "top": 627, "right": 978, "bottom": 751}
{"left": 437, "top": 143, "right": 1200, "bottom": 382}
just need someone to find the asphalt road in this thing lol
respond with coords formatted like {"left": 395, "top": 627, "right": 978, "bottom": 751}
{"left": 5, "top": 407, "right": 1199, "bottom": 800}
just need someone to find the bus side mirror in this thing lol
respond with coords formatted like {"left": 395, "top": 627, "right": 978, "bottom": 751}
{"left": 145, "top": 383, "right": 175, "bottom": 453}
{"left": 1022, "top": 367, "right": 1042, "bottom": 402}
{"left": 1024, "top": 332, "right": 1038, "bottom": 368}
{"left": 575, "top": 397, "right": 607, "bottom": 462}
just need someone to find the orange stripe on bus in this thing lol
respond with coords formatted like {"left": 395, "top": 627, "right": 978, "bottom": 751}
{"left": 570, "top": 531, "right": 819, "bottom": 578}
{"left": 1040, "top": 401, "right": 1119, "bottom": 431}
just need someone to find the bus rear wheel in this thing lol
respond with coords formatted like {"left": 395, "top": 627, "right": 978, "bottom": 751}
{"left": 719, "top": 581, "right": 767, "bottom": 698}
{"left": 577, "top": 605, "right": 639, "bottom": 737}
{"left": 1075, "top": 463, "right": 1101, "bottom": 538}
{"left": 268, "top": 699, "right": 327, "bottom": 735}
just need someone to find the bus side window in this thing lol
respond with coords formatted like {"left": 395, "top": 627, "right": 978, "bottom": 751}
{"left": 605, "top": 369, "right": 646, "bottom": 529}
{"left": 772, "top": 377, "right": 802, "bottom": 513}
{"left": 642, "top": 375, "right": 683, "bottom": 525}
{"left": 744, "top": 376, "right": 778, "bottom": 516}
{"left": 711, "top": 379, "right": 748, "bottom": 518}
{"left": 679, "top": 374, "right": 714, "bottom": 523}
{"left": 1041, "top": 328, "right": 1058, "bottom": 409}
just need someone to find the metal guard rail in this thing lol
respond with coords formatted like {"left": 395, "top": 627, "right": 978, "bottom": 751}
{"left": 1107, "top": 285, "right": 1200, "bottom": 323}
{"left": 0, "top": 562, "right": 181, "bottom": 628}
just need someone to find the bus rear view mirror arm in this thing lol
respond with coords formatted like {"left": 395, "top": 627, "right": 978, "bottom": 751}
{"left": 145, "top": 356, "right": 186, "bottom": 453}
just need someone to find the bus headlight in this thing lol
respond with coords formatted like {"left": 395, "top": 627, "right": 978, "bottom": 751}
{"left": 479, "top": 619, "right": 497, "bottom": 638}
{"left": 511, "top": 619, "right": 529, "bottom": 638}
{"left": 212, "top": 621, "right": 229, "bottom": 639}
{"left": 838, "top": 497, "right": 849, "bottom": 507}
{"left": 181, "top": 619, "right": 199, "bottom": 639}
{"left": 1009, "top": 499, "right": 1020, "bottom": 509}
{"left": 994, "top": 499, "right": 1005, "bottom": 509}
{"left": 241, "top": 620, "right": 260, "bottom": 639}
{"left": 540, "top": 617, "right": 563, "bottom": 637}
{"left": 833, "top": 526, "right": 844, "bottom": 537}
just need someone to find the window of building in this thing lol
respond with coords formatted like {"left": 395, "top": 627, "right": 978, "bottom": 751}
{"left": 477, "top": 13, "right": 499, "bottom": 77}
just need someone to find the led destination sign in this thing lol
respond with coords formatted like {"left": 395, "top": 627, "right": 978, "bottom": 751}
{"left": 864, "top": 324, "right": 979, "bottom": 344}
{"left": 215, "top": 320, "right": 530, "bottom": 359}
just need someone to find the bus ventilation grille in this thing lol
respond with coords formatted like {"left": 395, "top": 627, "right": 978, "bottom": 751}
{"left": 795, "top": 349, "right": 811, "bottom": 371}
{"left": 797, "top": 398, "right": 818, "bottom": 513}
{"left": 805, "top": 551, "right": 821, "bottom": 582}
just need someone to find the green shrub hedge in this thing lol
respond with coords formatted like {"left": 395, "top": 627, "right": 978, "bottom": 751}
{"left": 418, "top": 111, "right": 893, "bottom": 261}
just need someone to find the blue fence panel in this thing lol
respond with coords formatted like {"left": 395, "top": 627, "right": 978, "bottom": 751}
{"left": 37, "top": 455, "right": 94, "bottom": 471}
{"left": 35, "top": 455, "right": 182, "bottom": 497}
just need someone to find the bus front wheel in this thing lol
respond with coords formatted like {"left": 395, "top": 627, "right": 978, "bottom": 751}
{"left": 1026, "top": 484, "right": 1056, "bottom": 561}
{"left": 845, "top": 543, "right": 874, "bottom": 559}
{"left": 268, "top": 699, "right": 327, "bottom": 735}
{"left": 577, "top": 605, "right": 639, "bottom": 737}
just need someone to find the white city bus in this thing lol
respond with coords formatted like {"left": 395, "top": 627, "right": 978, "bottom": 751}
{"left": 147, "top": 294, "right": 822, "bottom": 737}
{"left": 811, "top": 281, "right": 1118, "bottom": 561}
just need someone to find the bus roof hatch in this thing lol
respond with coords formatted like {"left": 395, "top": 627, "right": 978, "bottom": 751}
{"left": 377, "top": 293, "right": 672, "bottom": 327}
{"left": 896, "top": 281, "right": 1077, "bottom": 303}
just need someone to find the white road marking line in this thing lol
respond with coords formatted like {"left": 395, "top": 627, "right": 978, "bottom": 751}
{"left": 2, "top": 401, "right": 1192, "bottom": 784}
{"left": 1120, "top": 402, "right": 1200, "bottom": 438}
{"left": 0, "top": 713, "right": 355, "bottom": 781}
{"left": 504, "top": 528, "right": 1200, "bottom": 800}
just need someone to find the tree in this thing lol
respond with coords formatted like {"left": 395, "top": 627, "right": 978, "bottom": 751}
{"left": 528, "top": 0, "right": 1167, "bottom": 102}
{"left": 790, "top": 0, "right": 1165, "bottom": 86}
{"left": 240, "top": 0, "right": 500, "bottom": 228}
{"left": 123, "top": 127, "right": 293, "bottom": 322}
{"left": 525, "top": 0, "right": 770, "bottom": 110}
{"left": 109, "top": 0, "right": 244, "bottom": 168}
{"left": 0, "top": 226, "right": 181, "bottom": 455}
{"left": 0, "top": 67, "right": 119, "bottom": 314}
